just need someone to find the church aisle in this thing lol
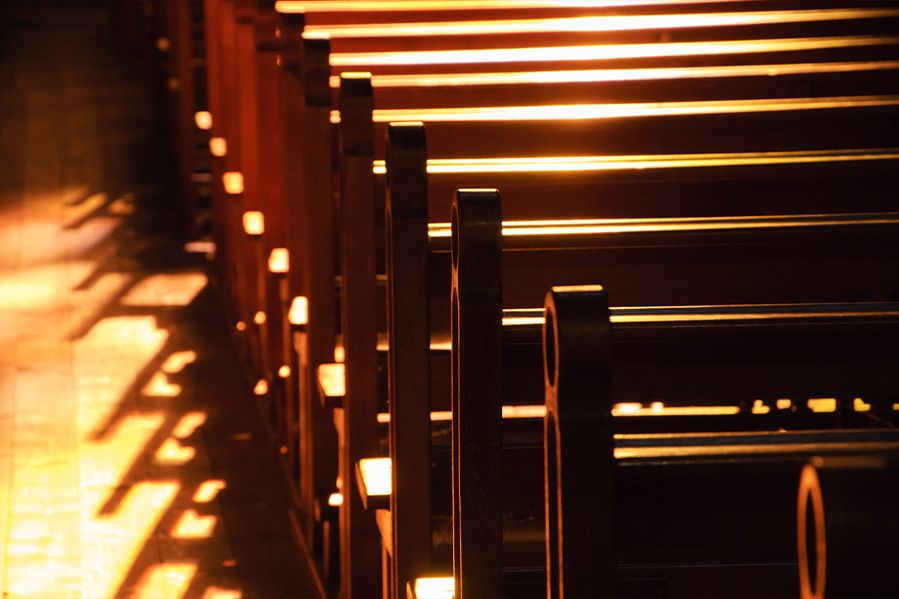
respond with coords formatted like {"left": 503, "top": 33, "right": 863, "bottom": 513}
{"left": 0, "top": 2, "right": 311, "bottom": 597}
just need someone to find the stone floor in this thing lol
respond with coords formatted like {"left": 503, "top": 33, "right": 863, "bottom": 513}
{"left": 0, "top": 2, "right": 312, "bottom": 597}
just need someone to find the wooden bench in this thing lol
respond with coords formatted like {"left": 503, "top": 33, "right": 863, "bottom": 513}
{"left": 190, "top": 2, "right": 899, "bottom": 596}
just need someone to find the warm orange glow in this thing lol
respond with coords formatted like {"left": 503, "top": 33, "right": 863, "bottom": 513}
{"left": 752, "top": 400, "right": 771, "bottom": 415}
{"left": 378, "top": 404, "right": 545, "bottom": 423}
{"left": 133, "top": 563, "right": 197, "bottom": 599}
{"left": 278, "top": 365, "right": 291, "bottom": 378}
{"left": 375, "top": 148, "right": 899, "bottom": 175}
{"left": 289, "top": 296, "right": 309, "bottom": 325}
{"left": 195, "top": 111, "right": 213, "bottom": 130}
{"left": 318, "top": 363, "right": 346, "bottom": 397}
{"left": 776, "top": 399, "right": 793, "bottom": 410}
{"left": 301, "top": 30, "right": 331, "bottom": 40}
{"left": 172, "top": 411, "right": 207, "bottom": 439}
{"left": 155, "top": 37, "right": 171, "bottom": 52}
{"left": 63, "top": 191, "right": 108, "bottom": 227}
{"left": 854, "top": 398, "right": 872, "bottom": 412}
{"left": 342, "top": 60, "right": 899, "bottom": 89}
{"left": 210, "top": 137, "right": 228, "bottom": 157}
{"left": 155, "top": 438, "right": 196, "bottom": 465}
{"left": 223, "top": 172, "right": 244, "bottom": 195}
{"left": 277, "top": 0, "right": 737, "bottom": 12}
{"left": 334, "top": 343, "right": 346, "bottom": 363}
{"left": 430, "top": 212, "right": 899, "bottom": 244}
{"left": 268, "top": 248, "right": 289, "bottom": 274}
{"left": 236, "top": 320, "right": 247, "bottom": 332}
{"left": 172, "top": 510, "right": 217, "bottom": 539}
{"left": 202, "top": 587, "right": 243, "bottom": 599}
{"left": 358, "top": 457, "right": 391, "bottom": 497}
{"left": 309, "top": 8, "right": 899, "bottom": 39}
{"left": 254, "top": 379, "right": 269, "bottom": 395}
{"left": 328, "top": 492, "right": 344, "bottom": 507}
{"left": 193, "top": 480, "right": 227, "bottom": 503}
{"left": 332, "top": 35, "right": 899, "bottom": 67}
{"left": 121, "top": 273, "right": 208, "bottom": 307}
{"left": 162, "top": 350, "right": 198, "bottom": 374}
{"left": 413, "top": 577, "right": 455, "bottom": 599}
{"left": 808, "top": 398, "right": 837, "bottom": 413}
{"left": 143, "top": 371, "right": 182, "bottom": 397}
{"left": 184, "top": 240, "right": 216, "bottom": 254}
{"left": 254, "top": 310, "right": 266, "bottom": 325}
{"left": 611, "top": 403, "right": 739, "bottom": 417}
{"left": 242, "top": 211, "right": 265, "bottom": 236}
{"left": 358, "top": 95, "right": 899, "bottom": 124}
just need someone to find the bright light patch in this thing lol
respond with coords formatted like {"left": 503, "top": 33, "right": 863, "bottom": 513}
{"left": 334, "top": 344, "right": 345, "bottom": 363}
{"left": 414, "top": 576, "right": 455, "bottom": 599}
{"left": 162, "top": 350, "right": 198, "bottom": 374}
{"left": 134, "top": 563, "right": 197, "bottom": 599}
{"left": 242, "top": 211, "right": 265, "bottom": 236}
{"left": 202, "top": 587, "right": 243, "bottom": 599}
{"left": 776, "top": 399, "right": 793, "bottom": 410}
{"left": 254, "top": 311, "right": 266, "bottom": 325}
{"left": 808, "top": 398, "right": 837, "bottom": 413}
{"left": 121, "top": 273, "right": 208, "bottom": 307}
{"left": 223, "top": 172, "right": 244, "bottom": 195}
{"left": 278, "top": 365, "right": 291, "bottom": 378}
{"left": 254, "top": 379, "right": 269, "bottom": 396}
{"left": 268, "top": 248, "right": 289, "bottom": 273}
{"left": 328, "top": 492, "right": 343, "bottom": 507}
{"left": 155, "top": 438, "right": 196, "bottom": 465}
{"left": 142, "top": 372, "right": 181, "bottom": 397}
{"left": 854, "top": 398, "right": 872, "bottom": 412}
{"left": 289, "top": 296, "right": 309, "bottom": 325}
{"left": 210, "top": 137, "right": 228, "bottom": 157}
{"left": 358, "top": 458, "right": 392, "bottom": 497}
{"left": 752, "top": 400, "right": 771, "bottom": 415}
{"left": 172, "top": 412, "right": 207, "bottom": 439}
{"left": 172, "top": 510, "right": 217, "bottom": 539}
{"left": 318, "top": 363, "right": 346, "bottom": 397}
{"left": 193, "top": 480, "right": 227, "bottom": 503}
{"left": 195, "top": 111, "right": 213, "bottom": 130}
{"left": 236, "top": 321, "right": 247, "bottom": 332}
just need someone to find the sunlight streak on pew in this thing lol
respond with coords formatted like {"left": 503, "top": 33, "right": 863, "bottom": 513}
{"left": 331, "top": 35, "right": 899, "bottom": 67}
{"left": 306, "top": 8, "right": 899, "bottom": 39}
{"left": 341, "top": 94, "right": 899, "bottom": 124}
{"left": 374, "top": 148, "right": 899, "bottom": 175}
{"left": 336, "top": 60, "right": 899, "bottom": 89}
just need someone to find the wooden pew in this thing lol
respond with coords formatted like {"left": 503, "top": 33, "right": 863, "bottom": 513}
{"left": 797, "top": 457, "right": 899, "bottom": 599}
{"left": 195, "top": 2, "right": 899, "bottom": 596}
{"left": 376, "top": 154, "right": 899, "bottom": 590}
{"left": 541, "top": 286, "right": 899, "bottom": 598}
{"left": 290, "top": 8, "right": 899, "bottom": 596}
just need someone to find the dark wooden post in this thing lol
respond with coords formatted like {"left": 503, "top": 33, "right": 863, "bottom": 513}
{"left": 276, "top": 10, "right": 305, "bottom": 493}
{"left": 338, "top": 73, "right": 382, "bottom": 597}
{"left": 298, "top": 34, "right": 339, "bottom": 542}
{"left": 385, "top": 122, "right": 432, "bottom": 597}
{"left": 451, "top": 189, "right": 502, "bottom": 599}
{"left": 543, "top": 286, "right": 615, "bottom": 599}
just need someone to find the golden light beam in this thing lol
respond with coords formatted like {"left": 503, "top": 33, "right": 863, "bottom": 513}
{"left": 337, "top": 60, "right": 899, "bottom": 89}
{"left": 428, "top": 212, "right": 899, "bottom": 239}
{"left": 278, "top": 0, "right": 750, "bottom": 13}
{"left": 374, "top": 147, "right": 899, "bottom": 175}
{"left": 332, "top": 35, "right": 899, "bottom": 66}
{"left": 336, "top": 94, "right": 899, "bottom": 124}
{"left": 308, "top": 8, "right": 899, "bottom": 38}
